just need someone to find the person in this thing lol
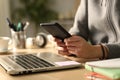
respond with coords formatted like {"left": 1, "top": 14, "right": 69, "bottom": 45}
{"left": 54, "top": 0, "right": 120, "bottom": 59}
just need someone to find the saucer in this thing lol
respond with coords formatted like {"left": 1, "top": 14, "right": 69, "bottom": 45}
{"left": 0, "top": 48, "right": 11, "bottom": 53}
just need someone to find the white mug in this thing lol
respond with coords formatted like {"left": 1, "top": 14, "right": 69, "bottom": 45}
{"left": 26, "top": 37, "right": 36, "bottom": 49}
{"left": 0, "top": 37, "right": 10, "bottom": 52}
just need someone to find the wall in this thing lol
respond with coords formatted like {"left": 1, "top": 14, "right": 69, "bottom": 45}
{"left": 50, "top": 0, "right": 80, "bottom": 19}
{"left": 0, "top": 0, "right": 10, "bottom": 37}
{"left": 38, "top": 0, "right": 80, "bottom": 34}
{"left": 0, "top": 0, "right": 80, "bottom": 37}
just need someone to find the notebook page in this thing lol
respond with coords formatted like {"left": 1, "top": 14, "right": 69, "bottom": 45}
{"left": 85, "top": 58, "right": 120, "bottom": 68}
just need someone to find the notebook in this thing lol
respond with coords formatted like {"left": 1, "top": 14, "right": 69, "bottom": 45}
{"left": 0, "top": 52, "right": 81, "bottom": 75}
{"left": 85, "top": 58, "right": 120, "bottom": 80}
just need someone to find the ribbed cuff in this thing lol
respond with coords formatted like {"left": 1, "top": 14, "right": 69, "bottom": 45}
{"left": 106, "top": 44, "right": 120, "bottom": 59}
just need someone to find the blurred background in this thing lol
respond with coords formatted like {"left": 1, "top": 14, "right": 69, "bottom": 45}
{"left": 0, "top": 0, "right": 80, "bottom": 37}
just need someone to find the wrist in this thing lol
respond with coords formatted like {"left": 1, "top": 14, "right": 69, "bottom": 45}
{"left": 102, "top": 45, "right": 109, "bottom": 59}
{"left": 98, "top": 44, "right": 109, "bottom": 60}
{"left": 92, "top": 45, "right": 103, "bottom": 58}
{"left": 99, "top": 44, "right": 105, "bottom": 60}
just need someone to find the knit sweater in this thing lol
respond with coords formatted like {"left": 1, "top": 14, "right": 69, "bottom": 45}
{"left": 69, "top": 0, "right": 120, "bottom": 58}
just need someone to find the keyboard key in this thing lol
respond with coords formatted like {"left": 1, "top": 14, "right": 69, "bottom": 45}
{"left": 9, "top": 54, "right": 55, "bottom": 69}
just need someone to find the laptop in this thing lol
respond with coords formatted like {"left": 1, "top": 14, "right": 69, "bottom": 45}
{"left": 0, "top": 52, "right": 81, "bottom": 75}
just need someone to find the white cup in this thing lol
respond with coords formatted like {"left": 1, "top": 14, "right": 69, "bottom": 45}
{"left": 26, "top": 37, "right": 36, "bottom": 49}
{"left": 0, "top": 37, "right": 10, "bottom": 52}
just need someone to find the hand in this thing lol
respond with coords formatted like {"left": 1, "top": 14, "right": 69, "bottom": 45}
{"left": 64, "top": 35, "right": 102, "bottom": 59}
{"left": 54, "top": 38, "right": 71, "bottom": 56}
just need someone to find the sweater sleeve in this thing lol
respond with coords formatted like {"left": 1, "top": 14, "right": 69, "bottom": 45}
{"left": 69, "top": 0, "right": 120, "bottom": 59}
{"left": 106, "top": 44, "right": 120, "bottom": 59}
{"left": 69, "top": 0, "right": 89, "bottom": 40}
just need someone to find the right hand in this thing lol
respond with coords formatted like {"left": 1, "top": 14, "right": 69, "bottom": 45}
{"left": 54, "top": 38, "right": 71, "bottom": 56}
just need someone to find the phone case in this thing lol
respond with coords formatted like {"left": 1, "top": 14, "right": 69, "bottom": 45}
{"left": 40, "top": 22, "right": 71, "bottom": 40}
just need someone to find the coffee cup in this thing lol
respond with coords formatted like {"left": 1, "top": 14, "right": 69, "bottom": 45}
{"left": 0, "top": 37, "right": 10, "bottom": 52}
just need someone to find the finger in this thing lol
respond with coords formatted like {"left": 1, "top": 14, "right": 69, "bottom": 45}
{"left": 66, "top": 41, "right": 82, "bottom": 47}
{"left": 68, "top": 49, "right": 80, "bottom": 57}
{"left": 64, "top": 37, "right": 83, "bottom": 46}
{"left": 67, "top": 46, "right": 77, "bottom": 51}
{"left": 54, "top": 38, "right": 65, "bottom": 47}
{"left": 64, "top": 36, "right": 82, "bottom": 42}
{"left": 57, "top": 46, "right": 68, "bottom": 51}
{"left": 57, "top": 46, "right": 70, "bottom": 56}
{"left": 67, "top": 47, "right": 81, "bottom": 55}
{"left": 56, "top": 42, "right": 66, "bottom": 47}
{"left": 54, "top": 38, "right": 62, "bottom": 42}
{"left": 58, "top": 50, "right": 70, "bottom": 56}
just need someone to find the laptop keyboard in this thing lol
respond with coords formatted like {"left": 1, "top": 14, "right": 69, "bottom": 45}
{"left": 9, "top": 54, "right": 55, "bottom": 69}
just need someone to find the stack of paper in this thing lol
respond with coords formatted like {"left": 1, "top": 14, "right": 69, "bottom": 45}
{"left": 85, "top": 58, "right": 120, "bottom": 80}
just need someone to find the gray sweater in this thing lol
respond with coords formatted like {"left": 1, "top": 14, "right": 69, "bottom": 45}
{"left": 69, "top": 0, "right": 120, "bottom": 59}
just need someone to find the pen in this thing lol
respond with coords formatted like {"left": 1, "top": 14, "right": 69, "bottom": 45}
{"left": 6, "top": 18, "right": 17, "bottom": 31}
{"left": 17, "top": 22, "right": 22, "bottom": 31}
{"left": 23, "top": 22, "right": 29, "bottom": 30}
{"left": 21, "top": 22, "right": 25, "bottom": 31}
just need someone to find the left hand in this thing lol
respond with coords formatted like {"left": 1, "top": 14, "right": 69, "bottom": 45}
{"left": 64, "top": 35, "right": 102, "bottom": 59}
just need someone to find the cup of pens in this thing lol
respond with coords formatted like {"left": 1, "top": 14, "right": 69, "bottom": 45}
{"left": 7, "top": 18, "right": 29, "bottom": 49}
{"left": 11, "top": 29, "right": 26, "bottom": 49}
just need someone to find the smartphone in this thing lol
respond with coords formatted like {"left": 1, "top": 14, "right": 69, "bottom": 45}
{"left": 40, "top": 22, "right": 71, "bottom": 40}
{"left": 40, "top": 22, "right": 77, "bottom": 57}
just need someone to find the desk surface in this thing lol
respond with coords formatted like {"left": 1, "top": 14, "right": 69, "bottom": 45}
{"left": 0, "top": 44, "right": 91, "bottom": 80}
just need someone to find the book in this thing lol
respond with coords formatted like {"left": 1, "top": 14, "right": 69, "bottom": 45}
{"left": 85, "top": 65, "right": 120, "bottom": 80}
{"left": 85, "top": 72, "right": 112, "bottom": 80}
{"left": 86, "top": 58, "right": 120, "bottom": 68}
{"left": 85, "top": 58, "right": 120, "bottom": 80}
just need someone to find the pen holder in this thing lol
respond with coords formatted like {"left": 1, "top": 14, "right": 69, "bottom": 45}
{"left": 11, "top": 30, "right": 26, "bottom": 49}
